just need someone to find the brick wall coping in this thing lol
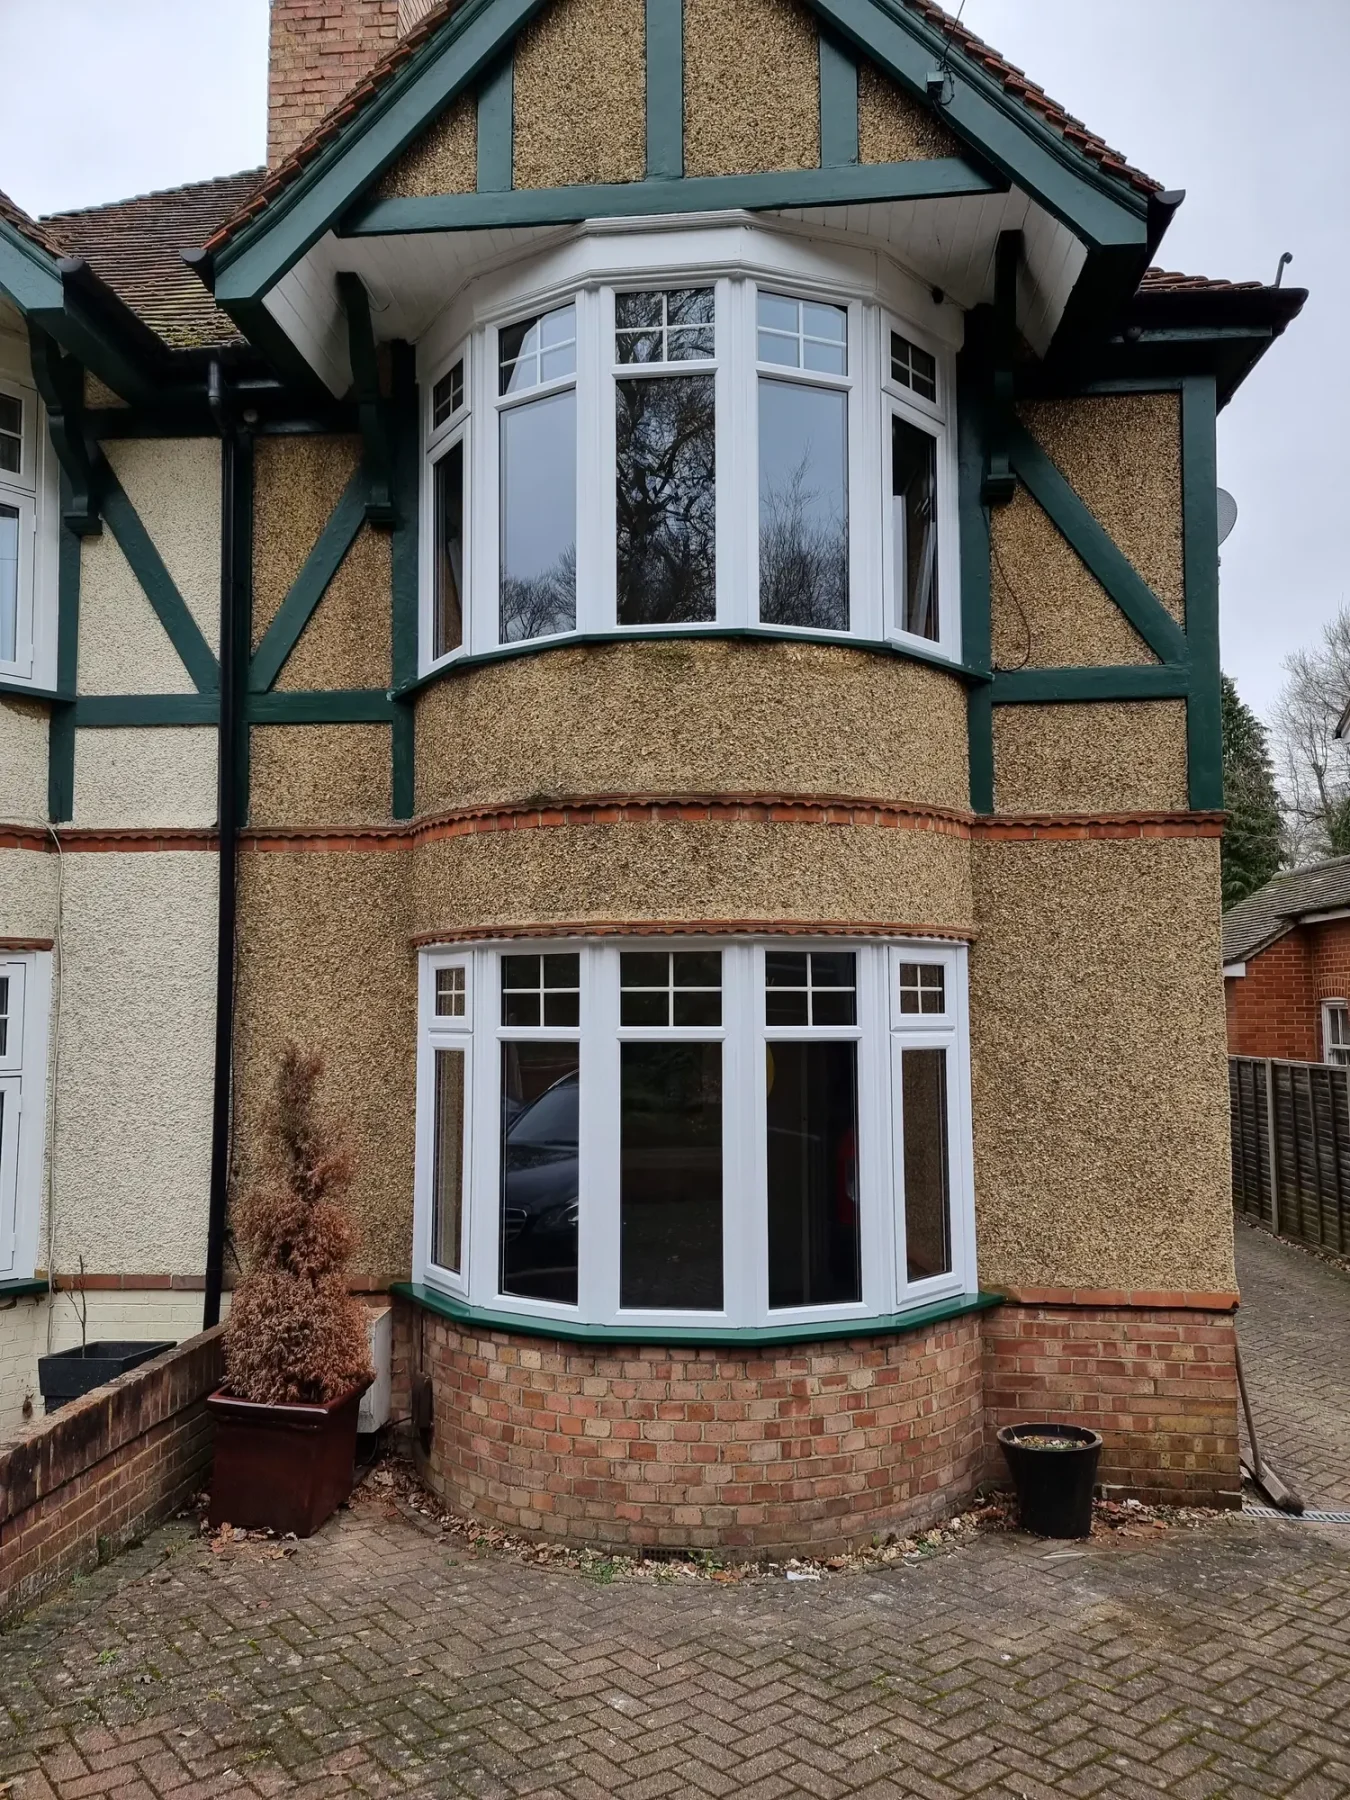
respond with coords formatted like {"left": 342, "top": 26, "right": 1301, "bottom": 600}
{"left": 0, "top": 1328, "right": 223, "bottom": 1524}
{"left": 394, "top": 1282, "right": 1002, "bottom": 1350}
{"left": 997, "top": 1286, "right": 1240, "bottom": 1311}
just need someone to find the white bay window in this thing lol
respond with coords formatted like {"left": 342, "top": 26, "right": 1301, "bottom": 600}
{"left": 0, "top": 353, "right": 58, "bottom": 692}
{"left": 418, "top": 229, "right": 959, "bottom": 672}
{"left": 414, "top": 938, "right": 975, "bottom": 1330}
{"left": 0, "top": 951, "right": 52, "bottom": 1281}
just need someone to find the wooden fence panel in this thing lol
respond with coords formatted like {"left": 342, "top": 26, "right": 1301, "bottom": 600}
{"left": 1231, "top": 1055, "right": 1350, "bottom": 1252}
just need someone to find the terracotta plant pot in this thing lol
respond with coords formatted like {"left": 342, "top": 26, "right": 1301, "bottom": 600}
{"left": 206, "top": 1379, "right": 372, "bottom": 1538}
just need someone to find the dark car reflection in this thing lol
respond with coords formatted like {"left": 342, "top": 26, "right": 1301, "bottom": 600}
{"left": 501, "top": 1069, "right": 579, "bottom": 1302}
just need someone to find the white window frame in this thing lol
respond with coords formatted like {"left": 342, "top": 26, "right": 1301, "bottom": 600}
{"left": 415, "top": 224, "right": 962, "bottom": 676}
{"left": 413, "top": 936, "right": 976, "bottom": 1331}
{"left": 0, "top": 951, "right": 52, "bottom": 1281}
{"left": 1323, "top": 999, "right": 1350, "bottom": 1067}
{"left": 422, "top": 339, "right": 471, "bottom": 668}
{"left": 0, "top": 351, "right": 59, "bottom": 691}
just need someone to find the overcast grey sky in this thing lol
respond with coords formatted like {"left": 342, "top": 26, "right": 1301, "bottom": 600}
{"left": 0, "top": 0, "right": 1341, "bottom": 722}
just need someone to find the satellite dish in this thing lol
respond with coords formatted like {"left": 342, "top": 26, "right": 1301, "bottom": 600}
{"left": 1217, "top": 488, "right": 1238, "bottom": 546}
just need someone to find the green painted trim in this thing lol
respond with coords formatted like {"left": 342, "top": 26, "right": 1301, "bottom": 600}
{"left": 248, "top": 467, "right": 369, "bottom": 692}
{"left": 476, "top": 50, "right": 514, "bottom": 193}
{"left": 214, "top": 0, "right": 555, "bottom": 299}
{"left": 390, "top": 340, "right": 420, "bottom": 821}
{"left": 0, "top": 1278, "right": 49, "bottom": 1301}
{"left": 956, "top": 341, "right": 993, "bottom": 813}
{"left": 990, "top": 664, "right": 1189, "bottom": 705}
{"left": 28, "top": 328, "right": 102, "bottom": 534}
{"left": 0, "top": 678, "right": 63, "bottom": 703}
{"left": 36, "top": 290, "right": 159, "bottom": 413}
{"left": 645, "top": 0, "right": 684, "bottom": 180}
{"left": 343, "top": 156, "right": 1000, "bottom": 236}
{"left": 1008, "top": 422, "right": 1190, "bottom": 667}
{"left": 73, "top": 694, "right": 221, "bottom": 727}
{"left": 1182, "top": 374, "right": 1222, "bottom": 812}
{"left": 245, "top": 688, "right": 395, "bottom": 724}
{"left": 0, "top": 217, "right": 64, "bottom": 314}
{"left": 393, "top": 1281, "right": 1001, "bottom": 1348}
{"left": 819, "top": 30, "right": 859, "bottom": 168}
{"left": 221, "top": 297, "right": 334, "bottom": 400}
{"left": 392, "top": 700, "right": 416, "bottom": 819}
{"left": 804, "top": 0, "right": 1149, "bottom": 246}
{"left": 397, "top": 624, "right": 979, "bottom": 700}
{"left": 337, "top": 273, "right": 394, "bottom": 523}
{"left": 101, "top": 477, "right": 220, "bottom": 694}
{"left": 981, "top": 231, "right": 1020, "bottom": 507}
{"left": 48, "top": 478, "right": 82, "bottom": 822}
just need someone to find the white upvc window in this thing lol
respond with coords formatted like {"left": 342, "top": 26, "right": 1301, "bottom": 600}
{"left": 413, "top": 937, "right": 975, "bottom": 1330}
{"left": 0, "top": 333, "right": 59, "bottom": 692}
{"left": 0, "top": 951, "right": 52, "bottom": 1281}
{"left": 417, "top": 228, "right": 960, "bottom": 675}
{"left": 1323, "top": 1000, "right": 1350, "bottom": 1067}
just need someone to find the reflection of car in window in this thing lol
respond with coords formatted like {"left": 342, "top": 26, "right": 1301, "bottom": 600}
{"left": 501, "top": 1072, "right": 579, "bottom": 1300}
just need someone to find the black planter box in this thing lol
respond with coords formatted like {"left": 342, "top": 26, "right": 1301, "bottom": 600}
{"left": 37, "top": 1341, "right": 175, "bottom": 1414}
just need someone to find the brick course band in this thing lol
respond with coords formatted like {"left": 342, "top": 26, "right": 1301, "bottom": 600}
{"left": 410, "top": 918, "right": 978, "bottom": 948}
{"left": 0, "top": 1328, "right": 223, "bottom": 1622}
{"left": 393, "top": 1297, "right": 1242, "bottom": 1551}
{"left": 0, "top": 805, "right": 1226, "bottom": 857}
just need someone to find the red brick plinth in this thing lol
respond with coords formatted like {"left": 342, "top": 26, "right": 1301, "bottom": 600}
{"left": 984, "top": 1303, "right": 1242, "bottom": 1508}
{"left": 395, "top": 1303, "right": 986, "bottom": 1556}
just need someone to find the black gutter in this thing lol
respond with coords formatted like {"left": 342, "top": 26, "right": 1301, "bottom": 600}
{"left": 203, "top": 360, "right": 251, "bottom": 1331}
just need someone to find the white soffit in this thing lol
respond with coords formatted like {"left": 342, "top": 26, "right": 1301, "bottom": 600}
{"left": 265, "top": 186, "right": 1086, "bottom": 393}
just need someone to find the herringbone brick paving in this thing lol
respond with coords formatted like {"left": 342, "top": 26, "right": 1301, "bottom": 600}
{"left": 3, "top": 1226, "right": 1348, "bottom": 1799}
{"left": 1235, "top": 1223, "right": 1350, "bottom": 1506}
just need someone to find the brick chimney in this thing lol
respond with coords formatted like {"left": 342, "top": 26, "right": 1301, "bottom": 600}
{"left": 268, "top": 0, "right": 401, "bottom": 168}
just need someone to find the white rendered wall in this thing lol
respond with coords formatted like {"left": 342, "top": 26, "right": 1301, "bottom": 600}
{"left": 0, "top": 700, "right": 48, "bottom": 824}
{"left": 72, "top": 727, "right": 218, "bottom": 828}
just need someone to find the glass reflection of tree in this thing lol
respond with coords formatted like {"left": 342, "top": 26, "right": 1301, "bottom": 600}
{"left": 499, "top": 543, "right": 576, "bottom": 643}
{"left": 759, "top": 455, "right": 849, "bottom": 631}
{"left": 616, "top": 375, "right": 716, "bottom": 624}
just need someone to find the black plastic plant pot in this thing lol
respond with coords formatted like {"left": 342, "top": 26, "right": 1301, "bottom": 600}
{"left": 37, "top": 1341, "right": 175, "bottom": 1414}
{"left": 997, "top": 1423, "right": 1104, "bottom": 1538}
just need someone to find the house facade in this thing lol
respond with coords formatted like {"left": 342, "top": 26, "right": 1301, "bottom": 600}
{"left": 0, "top": 0, "right": 1303, "bottom": 1549}
{"left": 1224, "top": 859, "right": 1350, "bottom": 1064}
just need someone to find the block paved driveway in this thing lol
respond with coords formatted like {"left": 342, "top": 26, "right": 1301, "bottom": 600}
{"left": 1, "top": 1226, "right": 1348, "bottom": 1800}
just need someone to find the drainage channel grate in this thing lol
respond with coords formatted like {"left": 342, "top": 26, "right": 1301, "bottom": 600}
{"left": 1244, "top": 1505, "right": 1350, "bottom": 1523}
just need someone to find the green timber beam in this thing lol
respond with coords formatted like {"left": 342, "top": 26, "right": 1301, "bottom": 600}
{"left": 1007, "top": 421, "right": 1190, "bottom": 667}
{"left": 389, "top": 341, "right": 419, "bottom": 820}
{"left": 74, "top": 694, "right": 221, "bottom": 726}
{"left": 28, "top": 327, "right": 102, "bottom": 534}
{"left": 337, "top": 272, "right": 394, "bottom": 524}
{"left": 476, "top": 49, "right": 514, "bottom": 192}
{"left": 213, "top": 0, "right": 555, "bottom": 302}
{"left": 245, "top": 689, "right": 395, "bottom": 724}
{"left": 645, "top": 0, "right": 684, "bottom": 180}
{"left": 248, "top": 466, "right": 369, "bottom": 692}
{"left": 341, "top": 156, "right": 1002, "bottom": 236}
{"left": 1181, "top": 374, "right": 1222, "bottom": 811}
{"left": 956, "top": 332, "right": 994, "bottom": 815}
{"left": 47, "top": 475, "right": 82, "bottom": 822}
{"left": 101, "top": 475, "right": 221, "bottom": 693}
{"left": 803, "top": 0, "right": 1150, "bottom": 250}
{"left": 818, "top": 30, "right": 859, "bottom": 168}
{"left": 989, "top": 665, "right": 1189, "bottom": 705}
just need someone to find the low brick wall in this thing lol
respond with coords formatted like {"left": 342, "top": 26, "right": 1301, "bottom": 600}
{"left": 0, "top": 1328, "right": 223, "bottom": 1622}
{"left": 401, "top": 1305, "right": 986, "bottom": 1556}
{"left": 983, "top": 1303, "right": 1242, "bottom": 1507}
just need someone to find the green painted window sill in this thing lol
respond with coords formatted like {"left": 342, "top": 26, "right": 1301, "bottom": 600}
{"left": 391, "top": 1281, "right": 1002, "bottom": 1349}
{"left": 0, "top": 1278, "right": 50, "bottom": 1301}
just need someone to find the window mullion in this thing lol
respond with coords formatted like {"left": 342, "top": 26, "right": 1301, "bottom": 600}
{"left": 577, "top": 287, "right": 610, "bottom": 636}
{"left": 581, "top": 944, "right": 620, "bottom": 1322}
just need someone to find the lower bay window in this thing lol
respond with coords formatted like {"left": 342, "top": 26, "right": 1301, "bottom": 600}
{"left": 0, "top": 950, "right": 52, "bottom": 1281}
{"left": 415, "top": 938, "right": 973, "bottom": 1330}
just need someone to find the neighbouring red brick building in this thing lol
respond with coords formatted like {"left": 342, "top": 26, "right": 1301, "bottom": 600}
{"left": 1224, "top": 858, "right": 1350, "bottom": 1062}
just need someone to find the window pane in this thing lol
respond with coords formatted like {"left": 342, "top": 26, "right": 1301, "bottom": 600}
{"left": 435, "top": 966, "right": 466, "bottom": 1018}
{"left": 0, "top": 394, "right": 19, "bottom": 474}
{"left": 433, "top": 441, "right": 464, "bottom": 658}
{"left": 432, "top": 360, "right": 464, "bottom": 428}
{"left": 898, "top": 962, "right": 945, "bottom": 1015}
{"left": 0, "top": 974, "right": 8, "bottom": 1059}
{"left": 767, "top": 1041, "right": 860, "bottom": 1307}
{"left": 759, "top": 380, "right": 848, "bottom": 630}
{"left": 764, "top": 950, "right": 855, "bottom": 1027}
{"left": 501, "top": 1042, "right": 580, "bottom": 1303}
{"left": 502, "top": 953, "right": 579, "bottom": 1027}
{"left": 616, "top": 288, "right": 714, "bottom": 365}
{"left": 902, "top": 1047, "right": 951, "bottom": 1282}
{"left": 616, "top": 374, "right": 715, "bottom": 625}
{"left": 500, "top": 389, "right": 576, "bottom": 642}
{"left": 890, "top": 331, "right": 937, "bottom": 402}
{"left": 432, "top": 1048, "right": 466, "bottom": 1273}
{"left": 620, "top": 1043, "right": 723, "bottom": 1309}
{"left": 620, "top": 950, "right": 722, "bottom": 1027}
{"left": 500, "top": 304, "right": 576, "bottom": 395}
{"left": 0, "top": 504, "right": 18, "bottom": 664}
{"left": 893, "top": 416, "right": 938, "bottom": 641}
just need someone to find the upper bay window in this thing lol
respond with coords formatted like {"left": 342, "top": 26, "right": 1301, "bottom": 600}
{"left": 415, "top": 938, "right": 974, "bottom": 1331}
{"left": 0, "top": 360, "right": 58, "bottom": 690}
{"left": 419, "top": 234, "right": 957, "bottom": 673}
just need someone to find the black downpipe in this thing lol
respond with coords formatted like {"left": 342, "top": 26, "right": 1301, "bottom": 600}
{"left": 204, "top": 363, "right": 250, "bottom": 1329}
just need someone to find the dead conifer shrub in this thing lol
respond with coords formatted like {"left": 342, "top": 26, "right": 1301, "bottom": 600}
{"left": 225, "top": 1043, "right": 373, "bottom": 1406}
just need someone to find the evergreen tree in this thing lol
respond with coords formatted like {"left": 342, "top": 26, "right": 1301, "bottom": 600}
{"left": 1221, "top": 673, "right": 1282, "bottom": 909}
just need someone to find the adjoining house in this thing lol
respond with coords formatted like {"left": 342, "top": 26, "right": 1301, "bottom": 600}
{"left": 0, "top": 0, "right": 1305, "bottom": 1548}
{"left": 1224, "top": 859, "right": 1350, "bottom": 1064}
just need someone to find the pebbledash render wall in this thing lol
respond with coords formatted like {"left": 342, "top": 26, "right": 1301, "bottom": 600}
{"left": 1225, "top": 916, "right": 1350, "bottom": 1061}
{"left": 0, "top": 415, "right": 221, "bottom": 1440}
